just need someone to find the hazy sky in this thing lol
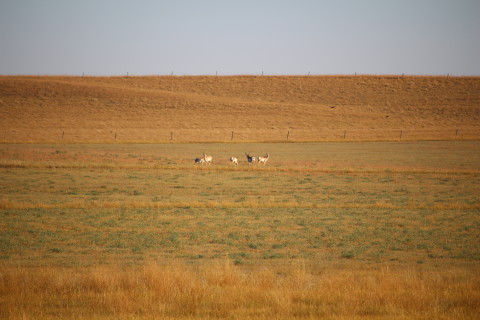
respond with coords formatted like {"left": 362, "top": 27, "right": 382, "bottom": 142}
{"left": 1, "top": 0, "right": 479, "bottom": 76}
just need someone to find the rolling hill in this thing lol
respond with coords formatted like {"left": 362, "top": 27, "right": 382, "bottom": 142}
{"left": 1, "top": 75, "right": 479, "bottom": 142}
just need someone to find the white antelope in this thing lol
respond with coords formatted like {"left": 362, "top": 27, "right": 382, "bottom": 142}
{"left": 194, "top": 157, "right": 205, "bottom": 164}
{"left": 203, "top": 153, "right": 213, "bottom": 165}
{"left": 230, "top": 157, "right": 238, "bottom": 165}
{"left": 245, "top": 152, "right": 256, "bottom": 165}
{"left": 258, "top": 153, "right": 269, "bottom": 165}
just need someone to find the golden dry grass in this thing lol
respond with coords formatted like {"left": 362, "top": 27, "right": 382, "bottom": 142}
{"left": 1, "top": 262, "right": 479, "bottom": 320}
{"left": 1, "top": 75, "right": 479, "bottom": 142}
{"left": 1, "top": 198, "right": 479, "bottom": 211}
{"left": 2, "top": 158, "right": 480, "bottom": 175}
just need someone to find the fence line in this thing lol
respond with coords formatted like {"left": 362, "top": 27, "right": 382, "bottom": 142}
{"left": 1, "top": 128, "right": 479, "bottom": 143}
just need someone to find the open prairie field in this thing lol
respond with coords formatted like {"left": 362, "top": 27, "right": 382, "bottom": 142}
{"left": 1, "top": 141, "right": 479, "bottom": 319}
{"left": 1, "top": 74, "right": 479, "bottom": 319}
{"left": 1, "top": 75, "right": 479, "bottom": 142}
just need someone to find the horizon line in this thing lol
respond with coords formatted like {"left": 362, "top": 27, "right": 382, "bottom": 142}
{"left": 1, "top": 72, "right": 479, "bottom": 78}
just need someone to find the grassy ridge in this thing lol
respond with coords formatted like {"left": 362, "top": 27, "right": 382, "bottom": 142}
{"left": 2, "top": 159, "right": 480, "bottom": 175}
{"left": 2, "top": 141, "right": 479, "bottom": 170}
{"left": 1, "top": 75, "right": 479, "bottom": 142}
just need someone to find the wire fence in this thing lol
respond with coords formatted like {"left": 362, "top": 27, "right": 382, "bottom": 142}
{"left": 1, "top": 127, "right": 479, "bottom": 143}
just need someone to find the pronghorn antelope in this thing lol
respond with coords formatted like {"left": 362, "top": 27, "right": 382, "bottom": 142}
{"left": 194, "top": 157, "right": 205, "bottom": 164}
{"left": 203, "top": 153, "right": 213, "bottom": 165}
{"left": 230, "top": 157, "right": 238, "bottom": 165}
{"left": 258, "top": 153, "right": 269, "bottom": 165}
{"left": 245, "top": 152, "right": 256, "bottom": 165}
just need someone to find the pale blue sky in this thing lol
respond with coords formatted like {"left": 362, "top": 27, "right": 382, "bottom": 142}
{"left": 1, "top": 0, "right": 479, "bottom": 76}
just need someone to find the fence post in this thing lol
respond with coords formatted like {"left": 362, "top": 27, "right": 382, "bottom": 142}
{"left": 343, "top": 130, "right": 346, "bottom": 139}
{"left": 287, "top": 131, "right": 290, "bottom": 141}
{"left": 115, "top": 131, "right": 117, "bottom": 141}
{"left": 456, "top": 128, "right": 459, "bottom": 136}
{"left": 62, "top": 130, "right": 64, "bottom": 141}
{"left": 400, "top": 130, "right": 403, "bottom": 139}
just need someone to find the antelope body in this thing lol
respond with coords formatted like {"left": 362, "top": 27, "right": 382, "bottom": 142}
{"left": 230, "top": 157, "right": 238, "bottom": 165}
{"left": 258, "top": 153, "right": 269, "bottom": 165}
{"left": 245, "top": 153, "right": 256, "bottom": 165}
{"left": 194, "top": 157, "right": 205, "bottom": 164}
{"left": 203, "top": 153, "right": 213, "bottom": 165}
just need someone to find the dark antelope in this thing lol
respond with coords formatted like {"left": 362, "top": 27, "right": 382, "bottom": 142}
{"left": 245, "top": 152, "right": 256, "bottom": 165}
{"left": 194, "top": 157, "right": 205, "bottom": 164}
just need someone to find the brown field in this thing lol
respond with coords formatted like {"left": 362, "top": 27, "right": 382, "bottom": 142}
{"left": 0, "top": 75, "right": 479, "bottom": 142}
{"left": 1, "top": 75, "right": 479, "bottom": 319}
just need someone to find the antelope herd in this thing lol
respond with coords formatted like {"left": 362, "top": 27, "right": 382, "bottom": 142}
{"left": 195, "top": 152, "right": 269, "bottom": 165}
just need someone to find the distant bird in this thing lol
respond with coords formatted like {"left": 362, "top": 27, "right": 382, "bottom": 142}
{"left": 330, "top": 106, "right": 336, "bottom": 109}
{"left": 386, "top": 115, "right": 390, "bottom": 118}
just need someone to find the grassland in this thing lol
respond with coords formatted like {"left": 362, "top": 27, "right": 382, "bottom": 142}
{"left": 1, "top": 141, "right": 479, "bottom": 319}
{"left": 1, "top": 75, "right": 479, "bottom": 142}
{"left": 1, "top": 74, "right": 479, "bottom": 318}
